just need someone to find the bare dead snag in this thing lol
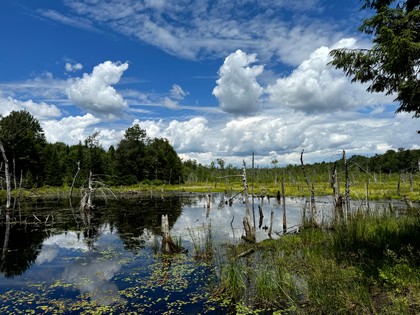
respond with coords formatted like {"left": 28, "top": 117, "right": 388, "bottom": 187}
{"left": 343, "top": 150, "right": 350, "bottom": 219}
{"left": 300, "top": 150, "right": 316, "bottom": 223}
{"left": 161, "top": 214, "right": 185, "bottom": 254}
{"left": 0, "top": 141, "right": 11, "bottom": 210}
{"left": 331, "top": 162, "right": 340, "bottom": 205}
{"left": 241, "top": 161, "right": 255, "bottom": 243}
{"left": 365, "top": 179, "right": 370, "bottom": 212}
{"left": 281, "top": 177, "right": 287, "bottom": 233}
{"left": 69, "top": 161, "right": 80, "bottom": 205}
{"left": 300, "top": 149, "right": 311, "bottom": 195}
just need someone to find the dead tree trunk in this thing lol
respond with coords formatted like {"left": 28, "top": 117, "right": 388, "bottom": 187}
{"left": 282, "top": 177, "right": 287, "bottom": 233}
{"left": 80, "top": 171, "right": 94, "bottom": 212}
{"left": 331, "top": 162, "right": 340, "bottom": 206}
{"left": 365, "top": 179, "right": 370, "bottom": 213}
{"left": 242, "top": 160, "right": 256, "bottom": 243}
{"left": 78, "top": 171, "right": 95, "bottom": 227}
{"left": 0, "top": 141, "right": 11, "bottom": 210}
{"left": 69, "top": 161, "right": 81, "bottom": 204}
{"left": 343, "top": 150, "right": 350, "bottom": 219}
{"left": 300, "top": 150, "right": 316, "bottom": 223}
{"left": 161, "top": 214, "right": 185, "bottom": 254}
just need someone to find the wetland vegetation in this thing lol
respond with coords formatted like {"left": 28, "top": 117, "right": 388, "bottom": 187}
{"left": 1, "top": 110, "right": 419, "bottom": 314}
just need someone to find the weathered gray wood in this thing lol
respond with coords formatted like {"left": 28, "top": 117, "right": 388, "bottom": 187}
{"left": 282, "top": 177, "right": 287, "bottom": 233}
{"left": 0, "top": 141, "right": 11, "bottom": 210}
{"left": 69, "top": 161, "right": 80, "bottom": 203}
{"left": 242, "top": 160, "right": 255, "bottom": 243}
{"left": 161, "top": 214, "right": 185, "bottom": 254}
{"left": 343, "top": 150, "right": 350, "bottom": 219}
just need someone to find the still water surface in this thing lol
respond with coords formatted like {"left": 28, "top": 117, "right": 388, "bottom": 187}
{"left": 1, "top": 192, "right": 400, "bottom": 314}
{"left": 0, "top": 193, "right": 307, "bottom": 314}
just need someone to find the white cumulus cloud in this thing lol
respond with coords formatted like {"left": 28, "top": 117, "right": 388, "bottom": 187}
{"left": 67, "top": 61, "right": 129, "bottom": 118}
{"left": 42, "top": 113, "right": 101, "bottom": 144}
{"left": 266, "top": 38, "right": 394, "bottom": 113}
{"left": 138, "top": 117, "right": 211, "bottom": 153}
{"left": 0, "top": 96, "right": 61, "bottom": 120}
{"left": 213, "top": 50, "right": 264, "bottom": 115}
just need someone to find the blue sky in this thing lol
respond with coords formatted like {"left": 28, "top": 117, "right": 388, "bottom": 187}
{"left": 0, "top": 0, "right": 418, "bottom": 166}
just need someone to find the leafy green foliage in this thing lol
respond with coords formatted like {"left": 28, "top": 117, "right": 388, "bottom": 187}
{"left": 329, "top": 0, "right": 420, "bottom": 117}
{"left": 0, "top": 110, "right": 47, "bottom": 187}
{"left": 0, "top": 114, "right": 184, "bottom": 187}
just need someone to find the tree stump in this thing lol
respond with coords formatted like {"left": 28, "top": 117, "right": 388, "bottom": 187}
{"left": 161, "top": 214, "right": 185, "bottom": 254}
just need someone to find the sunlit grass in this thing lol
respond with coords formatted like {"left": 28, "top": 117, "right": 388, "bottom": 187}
{"left": 214, "top": 207, "right": 420, "bottom": 314}
{"left": 1, "top": 172, "right": 418, "bottom": 202}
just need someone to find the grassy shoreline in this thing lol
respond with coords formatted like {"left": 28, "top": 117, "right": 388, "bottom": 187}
{"left": 4, "top": 178, "right": 417, "bottom": 202}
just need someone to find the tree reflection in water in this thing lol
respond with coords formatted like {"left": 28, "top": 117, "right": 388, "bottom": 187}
{"left": 0, "top": 195, "right": 184, "bottom": 277}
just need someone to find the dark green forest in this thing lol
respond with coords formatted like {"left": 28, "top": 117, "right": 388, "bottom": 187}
{"left": 0, "top": 110, "right": 183, "bottom": 188}
{"left": 0, "top": 110, "right": 419, "bottom": 189}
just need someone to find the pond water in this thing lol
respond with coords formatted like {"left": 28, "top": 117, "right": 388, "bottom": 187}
{"left": 0, "top": 192, "right": 411, "bottom": 314}
{"left": 0, "top": 192, "right": 308, "bottom": 314}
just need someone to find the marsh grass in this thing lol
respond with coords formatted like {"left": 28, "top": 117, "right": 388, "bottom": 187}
{"left": 215, "top": 207, "right": 420, "bottom": 314}
{"left": 1, "top": 175, "right": 418, "bottom": 201}
{"left": 331, "top": 208, "right": 420, "bottom": 268}
{"left": 188, "top": 225, "right": 214, "bottom": 261}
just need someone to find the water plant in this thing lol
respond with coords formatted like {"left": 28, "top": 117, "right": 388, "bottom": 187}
{"left": 188, "top": 224, "right": 214, "bottom": 261}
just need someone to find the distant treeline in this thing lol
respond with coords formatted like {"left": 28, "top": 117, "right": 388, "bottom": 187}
{"left": 183, "top": 149, "right": 420, "bottom": 186}
{"left": 0, "top": 110, "right": 418, "bottom": 189}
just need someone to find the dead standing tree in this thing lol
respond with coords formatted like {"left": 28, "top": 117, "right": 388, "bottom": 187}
{"left": 242, "top": 160, "right": 256, "bottom": 243}
{"left": 161, "top": 214, "right": 185, "bottom": 254}
{"left": 331, "top": 161, "right": 345, "bottom": 219}
{"left": 300, "top": 150, "right": 316, "bottom": 224}
{"left": 72, "top": 168, "right": 116, "bottom": 227}
{"left": 343, "top": 150, "right": 350, "bottom": 220}
{"left": 0, "top": 141, "right": 11, "bottom": 210}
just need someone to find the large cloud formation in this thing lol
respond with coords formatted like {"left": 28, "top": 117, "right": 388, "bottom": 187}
{"left": 213, "top": 50, "right": 264, "bottom": 115}
{"left": 67, "top": 61, "right": 129, "bottom": 118}
{"left": 266, "top": 38, "right": 393, "bottom": 113}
